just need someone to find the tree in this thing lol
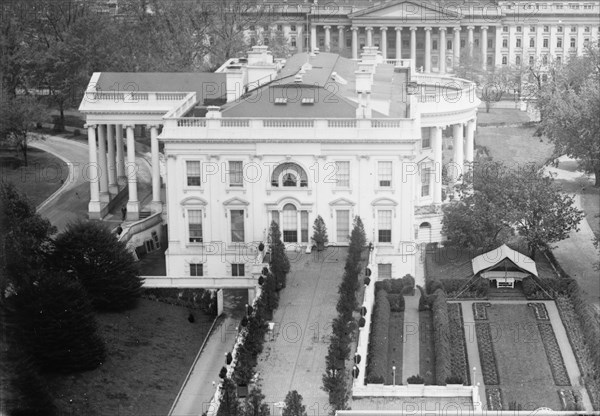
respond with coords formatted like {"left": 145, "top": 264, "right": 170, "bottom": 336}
{"left": 282, "top": 390, "right": 307, "bottom": 416}
{"left": 51, "top": 220, "right": 143, "bottom": 311}
{"left": 0, "top": 181, "right": 56, "bottom": 296}
{"left": 0, "top": 94, "right": 49, "bottom": 166}
{"left": 217, "top": 377, "right": 240, "bottom": 416}
{"left": 455, "top": 48, "right": 484, "bottom": 83}
{"left": 6, "top": 271, "right": 106, "bottom": 373}
{"left": 312, "top": 215, "right": 329, "bottom": 251}
{"left": 269, "top": 220, "right": 290, "bottom": 290}
{"left": 537, "top": 45, "right": 600, "bottom": 186}
{"left": 241, "top": 386, "right": 270, "bottom": 416}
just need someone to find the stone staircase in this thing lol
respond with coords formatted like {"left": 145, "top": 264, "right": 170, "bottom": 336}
{"left": 139, "top": 211, "right": 152, "bottom": 219}
{"left": 488, "top": 287, "right": 527, "bottom": 300}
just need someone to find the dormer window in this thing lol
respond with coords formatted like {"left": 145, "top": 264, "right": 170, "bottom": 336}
{"left": 275, "top": 97, "right": 288, "bottom": 104}
{"left": 301, "top": 97, "right": 315, "bottom": 104}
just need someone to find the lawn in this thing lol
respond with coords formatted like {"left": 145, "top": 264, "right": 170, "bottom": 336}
{"left": 418, "top": 310, "right": 436, "bottom": 385}
{"left": 484, "top": 304, "right": 564, "bottom": 410}
{"left": 476, "top": 107, "right": 531, "bottom": 126}
{"left": 0, "top": 147, "right": 69, "bottom": 207}
{"left": 45, "top": 299, "right": 214, "bottom": 416}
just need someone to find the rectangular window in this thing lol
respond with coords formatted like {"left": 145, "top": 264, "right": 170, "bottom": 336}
{"left": 488, "top": 39, "right": 493, "bottom": 48}
{"left": 544, "top": 38, "right": 549, "bottom": 48}
{"left": 301, "top": 211, "right": 309, "bottom": 243}
{"left": 502, "top": 56, "right": 507, "bottom": 65}
{"left": 188, "top": 210, "right": 203, "bottom": 243}
{"left": 544, "top": 25, "right": 549, "bottom": 32}
{"left": 517, "top": 26, "right": 522, "bottom": 32}
{"left": 335, "top": 161, "right": 350, "bottom": 187}
{"left": 421, "top": 127, "right": 431, "bottom": 148}
{"left": 421, "top": 168, "right": 431, "bottom": 197}
{"left": 277, "top": 24, "right": 283, "bottom": 32}
{"left": 190, "top": 263, "right": 203, "bottom": 276}
{"left": 187, "top": 161, "right": 201, "bottom": 186}
{"left": 378, "top": 161, "right": 392, "bottom": 187}
{"left": 530, "top": 38, "right": 535, "bottom": 47}
{"left": 229, "top": 161, "right": 243, "bottom": 187}
{"left": 516, "top": 38, "right": 522, "bottom": 48}
{"left": 556, "top": 38, "right": 562, "bottom": 48}
{"left": 432, "top": 40, "right": 438, "bottom": 50}
{"left": 556, "top": 55, "right": 562, "bottom": 65}
{"left": 336, "top": 210, "right": 350, "bottom": 243}
{"left": 502, "top": 38, "right": 508, "bottom": 48}
{"left": 290, "top": 24, "right": 296, "bottom": 32}
{"left": 558, "top": 26, "right": 563, "bottom": 32}
{"left": 378, "top": 210, "right": 392, "bottom": 243}
{"left": 378, "top": 264, "right": 392, "bottom": 279}
{"left": 232, "top": 264, "right": 245, "bottom": 277}
{"left": 460, "top": 39, "right": 465, "bottom": 47}
{"left": 530, "top": 26, "right": 536, "bottom": 32}
{"left": 571, "top": 26, "right": 577, "bottom": 32}
{"left": 529, "top": 55, "right": 535, "bottom": 65}
{"left": 584, "top": 26, "right": 590, "bottom": 32}
{"left": 503, "top": 26, "right": 508, "bottom": 32}
{"left": 570, "top": 37, "right": 576, "bottom": 48}
{"left": 282, "top": 208, "right": 297, "bottom": 243}
{"left": 230, "top": 210, "right": 245, "bottom": 242}
{"left": 291, "top": 37, "right": 297, "bottom": 47}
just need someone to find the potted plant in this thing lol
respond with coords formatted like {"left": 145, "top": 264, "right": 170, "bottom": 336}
{"left": 358, "top": 317, "right": 366, "bottom": 327}
{"left": 312, "top": 215, "right": 328, "bottom": 251}
{"left": 258, "top": 242, "right": 265, "bottom": 252}
{"left": 407, "top": 374, "right": 425, "bottom": 385}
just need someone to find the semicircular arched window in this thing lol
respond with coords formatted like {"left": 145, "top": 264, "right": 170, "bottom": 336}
{"left": 271, "top": 163, "right": 308, "bottom": 188}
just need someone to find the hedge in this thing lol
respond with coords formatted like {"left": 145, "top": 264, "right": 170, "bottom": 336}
{"left": 387, "top": 293, "right": 405, "bottom": 312}
{"left": 439, "top": 278, "right": 488, "bottom": 298}
{"left": 366, "top": 289, "right": 390, "bottom": 384}
{"left": 431, "top": 289, "right": 451, "bottom": 385}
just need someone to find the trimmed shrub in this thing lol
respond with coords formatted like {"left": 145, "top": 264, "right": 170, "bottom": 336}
{"left": 417, "top": 285, "right": 428, "bottom": 311}
{"left": 375, "top": 279, "right": 392, "bottom": 294}
{"left": 407, "top": 374, "right": 425, "bottom": 384}
{"left": 522, "top": 277, "right": 537, "bottom": 297}
{"left": 402, "top": 274, "right": 415, "bottom": 290}
{"left": 387, "top": 293, "right": 405, "bottom": 312}
{"left": 389, "top": 278, "right": 404, "bottom": 294}
{"left": 445, "top": 375, "right": 464, "bottom": 385}
{"left": 366, "top": 289, "right": 390, "bottom": 384}
{"left": 432, "top": 289, "right": 451, "bottom": 385}
{"left": 426, "top": 279, "right": 444, "bottom": 295}
{"left": 440, "top": 278, "right": 488, "bottom": 298}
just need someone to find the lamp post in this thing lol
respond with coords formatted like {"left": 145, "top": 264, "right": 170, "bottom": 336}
{"left": 472, "top": 366, "right": 477, "bottom": 386}
{"left": 392, "top": 366, "right": 396, "bottom": 386}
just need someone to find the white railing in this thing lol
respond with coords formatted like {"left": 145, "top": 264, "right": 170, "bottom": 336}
{"left": 176, "top": 118, "right": 206, "bottom": 127}
{"left": 163, "top": 92, "right": 197, "bottom": 119}
{"left": 169, "top": 117, "right": 413, "bottom": 130}
{"left": 328, "top": 119, "right": 357, "bottom": 128}
{"left": 263, "top": 118, "right": 314, "bottom": 128}
{"left": 89, "top": 91, "right": 190, "bottom": 104}
{"left": 118, "top": 212, "right": 163, "bottom": 246}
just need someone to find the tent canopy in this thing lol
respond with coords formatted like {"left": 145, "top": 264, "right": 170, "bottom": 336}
{"left": 472, "top": 244, "right": 538, "bottom": 277}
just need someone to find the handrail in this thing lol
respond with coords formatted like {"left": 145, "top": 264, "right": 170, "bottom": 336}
{"left": 118, "top": 212, "right": 163, "bottom": 245}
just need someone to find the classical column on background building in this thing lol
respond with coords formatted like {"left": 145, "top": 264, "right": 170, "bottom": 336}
{"left": 297, "top": 24, "right": 304, "bottom": 53}
{"left": 453, "top": 26, "right": 461, "bottom": 68}
{"left": 380, "top": 27, "right": 388, "bottom": 59}
{"left": 125, "top": 125, "right": 139, "bottom": 220}
{"left": 97, "top": 124, "right": 109, "bottom": 202}
{"left": 338, "top": 26, "right": 345, "bottom": 53}
{"left": 106, "top": 124, "right": 118, "bottom": 194}
{"left": 395, "top": 27, "right": 402, "bottom": 60}
{"left": 481, "top": 26, "right": 488, "bottom": 69}
{"left": 465, "top": 119, "right": 475, "bottom": 167}
{"left": 351, "top": 26, "right": 359, "bottom": 59}
{"left": 116, "top": 124, "right": 126, "bottom": 185}
{"left": 495, "top": 27, "right": 503, "bottom": 67}
{"left": 424, "top": 27, "right": 432, "bottom": 72}
{"left": 410, "top": 26, "right": 417, "bottom": 64}
{"left": 324, "top": 25, "right": 331, "bottom": 52}
{"left": 86, "top": 124, "right": 101, "bottom": 216}
{"left": 467, "top": 25, "right": 474, "bottom": 58}
{"left": 452, "top": 123, "right": 464, "bottom": 182}
{"left": 432, "top": 126, "right": 443, "bottom": 204}
{"left": 439, "top": 27, "right": 447, "bottom": 73}
{"left": 150, "top": 125, "right": 162, "bottom": 213}
{"left": 366, "top": 26, "right": 373, "bottom": 47}
{"left": 311, "top": 24, "right": 317, "bottom": 51}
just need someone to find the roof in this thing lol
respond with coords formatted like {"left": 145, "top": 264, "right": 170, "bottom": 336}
{"left": 95, "top": 72, "right": 226, "bottom": 103}
{"left": 471, "top": 244, "right": 538, "bottom": 277}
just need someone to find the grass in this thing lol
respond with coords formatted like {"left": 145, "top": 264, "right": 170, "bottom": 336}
{"left": 386, "top": 312, "right": 404, "bottom": 385}
{"left": 485, "top": 304, "right": 563, "bottom": 410}
{"left": 45, "top": 299, "right": 214, "bottom": 416}
{"left": 418, "top": 310, "right": 436, "bottom": 385}
{"left": 0, "top": 147, "right": 69, "bottom": 207}
{"left": 476, "top": 107, "right": 531, "bottom": 126}
{"left": 475, "top": 125, "right": 554, "bottom": 166}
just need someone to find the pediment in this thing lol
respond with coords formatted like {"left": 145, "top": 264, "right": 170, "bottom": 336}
{"left": 223, "top": 196, "right": 250, "bottom": 206}
{"left": 181, "top": 196, "right": 207, "bottom": 206}
{"left": 371, "top": 197, "right": 398, "bottom": 206}
{"left": 329, "top": 197, "right": 356, "bottom": 207}
{"left": 349, "top": 0, "right": 461, "bottom": 21}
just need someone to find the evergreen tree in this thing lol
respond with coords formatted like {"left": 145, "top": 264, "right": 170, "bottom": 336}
{"left": 51, "top": 220, "right": 143, "bottom": 311}
{"left": 6, "top": 351, "right": 57, "bottom": 416}
{"left": 241, "top": 386, "right": 270, "bottom": 416}
{"left": 269, "top": 221, "right": 290, "bottom": 290}
{"left": 7, "top": 272, "right": 105, "bottom": 373}
{"left": 217, "top": 377, "right": 240, "bottom": 416}
{"left": 312, "top": 215, "right": 328, "bottom": 251}
{"left": 282, "top": 390, "right": 307, "bottom": 416}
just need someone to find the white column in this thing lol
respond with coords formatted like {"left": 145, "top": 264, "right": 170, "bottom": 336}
{"left": 296, "top": 210, "right": 302, "bottom": 245}
{"left": 452, "top": 123, "right": 464, "bottom": 182}
{"left": 549, "top": 25, "right": 557, "bottom": 59}
{"left": 424, "top": 27, "right": 432, "bottom": 72}
{"left": 116, "top": 124, "right": 126, "bottom": 185}
{"left": 495, "top": 26, "right": 503, "bottom": 67}
{"left": 380, "top": 27, "right": 388, "bottom": 60}
{"left": 481, "top": 26, "right": 488, "bottom": 69}
{"left": 439, "top": 28, "right": 447, "bottom": 73}
{"left": 465, "top": 119, "right": 475, "bottom": 167}
{"left": 150, "top": 125, "right": 162, "bottom": 213}
{"left": 453, "top": 27, "right": 461, "bottom": 68}
{"left": 338, "top": 26, "right": 345, "bottom": 53}
{"left": 297, "top": 24, "right": 304, "bottom": 53}
{"left": 106, "top": 124, "right": 118, "bottom": 194}
{"left": 395, "top": 27, "right": 402, "bottom": 60}
{"left": 467, "top": 26, "right": 474, "bottom": 58}
{"left": 86, "top": 124, "right": 101, "bottom": 216}
{"left": 97, "top": 124, "right": 109, "bottom": 202}
{"left": 366, "top": 26, "right": 373, "bottom": 47}
{"left": 410, "top": 27, "right": 417, "bottom": 63}
{"left": 311, "top": 24, "right": 317, "bottom": 51}
{"left": 432, "top": 126, "right": 443, "bottom": 204}
{"left": 324, "top": 25, "right": 331, "bottom": 52}
{"left": 352, "top": 27, "right": 358, "bottom": 59}
{"left": 125, "top": 125, "right": 139, "bottom": 220}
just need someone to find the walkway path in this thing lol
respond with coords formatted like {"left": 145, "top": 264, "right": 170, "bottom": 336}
{"left": 255, "top": 249, "right": 347, "bottom": 414}
{"left": 545, "top": 156, "right": 600, "bottom": 311}
{"left": 453, "top": 300, "right": 592, "bottom": 411}
{"left": 401, "top": 291, "right": 420, "bottom": 384}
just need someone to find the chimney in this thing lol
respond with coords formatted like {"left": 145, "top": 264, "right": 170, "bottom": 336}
{"left": 246, "top": 45, "right": 278, "bottom": 90}
{"left": 206, "top": 106, "right": 222, "bottom": 118}
{"left": 225, "top": 66, "right": 246, "bottom": 102}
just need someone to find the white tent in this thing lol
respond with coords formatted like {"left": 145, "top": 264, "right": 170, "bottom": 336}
{"left": 472, "top": 244, "right": 538, "bottom": 288}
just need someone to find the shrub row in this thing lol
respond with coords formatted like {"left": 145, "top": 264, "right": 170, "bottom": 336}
{"left": 374, "top": 274, "right": 415, "bottom": 295}
{"left": 365, "top": 289, "right": 391, "bottom": 384}
{"left": 426, "top": 278, "right": 488, "bottom": 298}
{"left": 431, "top": 289, "right": 451, "bottom": 385}
{"left": 323, "top": 217, "right": 367, "bottom": 411}
{"left": 143, "top": 288, "right": 218, "bottom": 316}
